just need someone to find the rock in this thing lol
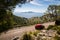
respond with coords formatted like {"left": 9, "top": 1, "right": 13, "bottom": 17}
{"left": 12, "top": 36, "right": 19, "bottom": 40}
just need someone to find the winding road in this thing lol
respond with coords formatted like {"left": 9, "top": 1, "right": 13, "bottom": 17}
{"left": 0, "top": 22, "right": 55, "bottom": 40}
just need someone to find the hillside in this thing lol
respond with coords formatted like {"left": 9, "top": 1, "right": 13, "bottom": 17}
{"left": 13, "top": 13, "right": 57, "bottom": 26}
{"left": 13, "top": 15, "right": 29, "bottom": 26}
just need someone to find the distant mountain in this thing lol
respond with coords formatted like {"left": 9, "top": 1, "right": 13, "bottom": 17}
{"left": 13, "top": 11, "right": 44, "bottom": 18}
{"left": 21, "top": 11, "right": 34, "bottom": 13}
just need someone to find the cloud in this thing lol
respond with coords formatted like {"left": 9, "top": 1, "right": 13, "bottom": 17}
{"left": 44, "top": 0, "right": 60, "bottom": 2}
{"left": 30, "top": 0, "right": 43, "bottom": 6}
{"left": 14, "top": 7, "right": 46, "bottom": 13}
{"left": 44, "top": 0, "right": 54, "bottom": 1}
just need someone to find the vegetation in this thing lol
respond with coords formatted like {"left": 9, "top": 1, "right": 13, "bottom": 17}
{"left": 13, "top": 15, "right": 29, "bottom": 26}
{"left": 48, "top": 5, "right": 60, "bottom": 19}
{"left": 54, "top": 35, "right": 60, "bottom": 40}
{"left": 55, "top": 19, "right": 60, "bottom": 25}
{"left": 0, "top": 0, "right": 60, "bottom": 40}
{"left": 21, "top": 31, "right": 40, "bottom": 40}
{"left": 22, "top": 33, "right": 32, "bottom": 40}
{"left": 22, "top": 32, "right": 33, "bottom": 40}
{"left": 22, "top": 25, "right": 60, "bottom": 40}
{"left": 0, "top": 0, "right": 32, "bottom": 33}
{"left": 28, "top": 5, "right": 60, "bottom": 25}
{"left": 0, "top": 10, "right": 14, "bottom": 32}
{"left": 0, "top": 0, "right": 60, "bottom": 33}
{"left": 47, "top": 5, "right": 60, "bottom": 25}
{"left": 47, "top": 25, "right": 54, "bottom": 30}
{"left": 47, "top": 25, "right": 60, "bottom": 35}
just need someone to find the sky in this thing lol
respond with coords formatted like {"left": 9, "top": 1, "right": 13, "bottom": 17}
{"left": 13, "top": 0, "right": 60, "bottom": 18}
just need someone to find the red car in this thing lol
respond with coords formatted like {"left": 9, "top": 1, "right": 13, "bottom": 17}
{"left": 35, "top": 24, "right": 45, "bottom": 30}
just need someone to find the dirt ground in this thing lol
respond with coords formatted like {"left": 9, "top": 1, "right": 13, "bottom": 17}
{"left": 0, "top": 22, "right": 55, "bottom": 40}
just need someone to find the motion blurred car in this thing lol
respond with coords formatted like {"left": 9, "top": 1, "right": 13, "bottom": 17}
{"left": 35, "top": 24, "right": 45, "bottom": 30}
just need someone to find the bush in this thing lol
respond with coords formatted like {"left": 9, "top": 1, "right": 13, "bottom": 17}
{"left": 22, "top": 33, "right": 32, "bottom": 40}
{"left": 47, "top": 25, "right": 60, "bottom": 35}
{"left": 55, "top": 19, "right": 60, "bottom": 25}
{"left": 47, "top": 25, "right": 54, "bottom": 30}
{"left": 0, "top": 24, "right": 13, "bottom": 33}
{"left": 33, "top": 31, "right": 40, "bottom": 36}
{"left": 54, "top": 35, "right": 60, "bottom": 40}
{"left": 57, "top": 30, "right": 60, "bottom": 35}
{"left": 57, "top": 26, "right": 60, "bottom": 35}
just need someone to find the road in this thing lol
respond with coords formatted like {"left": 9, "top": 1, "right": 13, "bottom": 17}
{"left": 0, "top": 22, "right": 55, "bottom": 40}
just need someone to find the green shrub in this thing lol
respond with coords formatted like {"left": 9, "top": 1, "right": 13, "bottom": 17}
{"left": 33, "top": 31, "right": 40, "bottom": 36}
{"left": 57, "top": 26, "right": 60, "bottom": 35}
{"left": 57, "top": 30, "right": 60, "bottom": 35}
{"left": 22, "top": 33, "right": 32, "bottom": 40}
{"left": 47, "top": 25, "right": 60, "bottom": 35}
{"left": 0, "top": 25, "right": 13, "bottom": 33}
{"left": 55, "top": 19, "right": 60, "bottom": 25}
{"left": 47, "top": 25, "right": 54, "bottom": 30}
{"left": 22, "top": 31, "right": 39, "bottom": 40}
{"left": 54, "top": 35, "right": 60, "bottom": 40}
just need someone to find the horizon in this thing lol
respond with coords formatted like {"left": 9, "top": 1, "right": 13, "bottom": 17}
{"left": 13, "top": 11, "right": 44, "bottom": 18}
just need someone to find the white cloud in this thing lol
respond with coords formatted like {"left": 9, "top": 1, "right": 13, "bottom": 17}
{"left": 30, "top": 0, "right": 43, "bottom": 6}
{"left": 44, "top": 0, "right": 60, "bottom": 1}
{"left": 14, "top": 7, "right": 46, "bottom": 13}
{"left": 44, "top": 0, "right": 54, "bottom": 1}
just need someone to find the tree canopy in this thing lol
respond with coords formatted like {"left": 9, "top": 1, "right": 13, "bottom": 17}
{"left": 47, "top": 5, "right": 60, "bottom": 20}
{"left": 0, "top": 0, "right": 33, "bottom": 32}
{"left": 0, "top": 0, "right": 32, "bottom": 10}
